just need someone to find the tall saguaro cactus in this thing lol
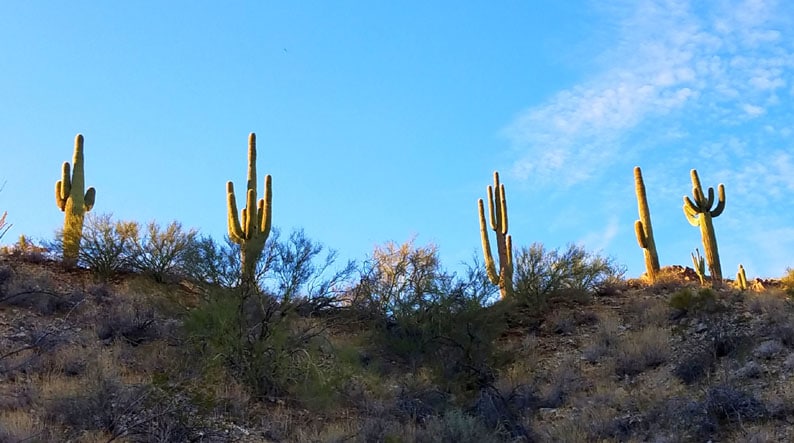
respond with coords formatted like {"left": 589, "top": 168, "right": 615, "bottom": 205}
{"left": 55, "top": 134, "right": 96, "bottom": 267}
{"left": 478, "top": 171, "right": 513, "bottom": 299}
{"left": 633, "top": 166, "right": 660, "bottom": 282}
{"left": 683, "top": 169, "right": 725, "bottom": 284}
{"left": 227, "top": 133, "right": 272, "bottom": 284}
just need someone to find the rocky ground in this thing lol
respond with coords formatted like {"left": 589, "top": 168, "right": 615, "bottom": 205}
{"left": 1, "top": 255, "right": 794, "bottom": 442}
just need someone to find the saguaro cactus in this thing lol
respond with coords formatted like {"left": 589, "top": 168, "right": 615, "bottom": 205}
{"left": 633, "top": 166, "right": 660, "bottom": 282}
{"left": 478, "top": 171, "right": 513, "bottom": 299}
{"left": 683, "top": 169, "right": 725, "bottom": 284}
{"left": 55, "top": 134, "right": 96, "bottom": 267}
{"left": 227, "top": 133, "right": 272, "bottom": 283}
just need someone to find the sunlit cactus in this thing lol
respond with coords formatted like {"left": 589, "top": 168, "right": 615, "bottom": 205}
{"left": 478, "top": 171, "right": 513, "bottom": 299}
{"left": 633, "top": 166, "right": 660, "bottom": 282}
{"left": 55, "top": 134, "right": 96, "bottom": 267}
{"left": 227, "top": 133, "right": 272, "bottom": 283}
{"left": 736, "top": 264, "right": 748, "bottom": 291}
{"left": 691, "top": 248, "right": 706, "bottom": 286}
{"left": 683, "top": 169, "right": 725, "bottom": 285}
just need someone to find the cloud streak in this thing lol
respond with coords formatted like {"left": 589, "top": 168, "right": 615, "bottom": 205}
{"left": 503, "top": 0, "right": 794, "bottom": 187}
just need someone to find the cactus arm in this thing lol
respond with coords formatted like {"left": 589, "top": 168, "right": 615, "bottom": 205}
{"left": 486, "top": 185, "right": 497, "bottom": 230}
{"left": 260, "top": 174, "right": 272, "bottom": 236}
{"left": 245, "top": 189, "right": 257, "bottom": 237}
{"left": 478, "top": 198, "right": 499, "bottom": 284}
{"left": 84, "top": 187, "right": 96, "bottom": 211}
{"left": 498, "top": 183, "right": 508, "bottom": 234}
{"left": 55, "top": 181, "right": 67, "bottom": 211}
{"left": 683, "top": 201, "right": 699, "bottom": 226}
{"left": 711, "top": 184, "right": 725, "bottom": 217}
{"left": 226, "top": 182, "right": 245, "bottom": 242}
{"left": 634, "top": 220, "right": 648, "bottom": 248}
{"left": 60, "top": 162, "right": 71, "bottom": 198}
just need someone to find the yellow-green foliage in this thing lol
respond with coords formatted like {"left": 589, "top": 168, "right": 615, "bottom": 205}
{"left": 683, "top": 169, "right": 725, "bottom": 284}
{"left": 478, "top": 171, "right": 513, "bottom": 299}
{"left": 781, "top": 268, "right": 794, "bottom": 296}
{"left": 736, "top": 264, "right": 748, "bottom": 291}
{"left": 633, "top": 166, "right": 660, "bottom": 282}
{"left": 669, "top": 287, "right": 718, "bottom": 313}
{"left": 55, "top": 134, "right": 96, "bottom": 267}
{"left": 226, "top": 133, "right": 272, "bottom": 283}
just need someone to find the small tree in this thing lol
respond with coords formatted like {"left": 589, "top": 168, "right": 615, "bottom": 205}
{"left": 130, "top": 221, "right": 197, "bottom": 282}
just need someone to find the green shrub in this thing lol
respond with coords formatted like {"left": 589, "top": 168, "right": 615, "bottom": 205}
{"left": 179, "top": 235, "right": 242, "bottom": 288}
{"left": 130, "top": 220, "right": 197, "bottom": 282}
{"left": 669, "top": 287, "right": 718, "bottom": 313}
{"left": 182, "top": 229, "right": 357, "bottom": 409}
{"left": 354, "top": 240, "right": 508, "bottom": 397}
{"left": 75, "top": 213, "right": 138, "bottom": 279}
{"left": 513, "top": 243, "right": 624, "bottom": 307}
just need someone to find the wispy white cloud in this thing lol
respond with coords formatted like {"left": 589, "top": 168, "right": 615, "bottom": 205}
{"left": 503, "top": 0, "right": 794, "bottom": 187}
{"left": 578, "top": 216, "right": 620, "bottom": 253}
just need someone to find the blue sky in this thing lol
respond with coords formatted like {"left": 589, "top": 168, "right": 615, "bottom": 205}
{"left": 1, "top": 1, "right": 792, "bottom": 279}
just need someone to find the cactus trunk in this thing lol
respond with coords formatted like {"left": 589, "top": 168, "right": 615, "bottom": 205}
{"left": 633, "top": 167, "right": 660, "bottom": 282}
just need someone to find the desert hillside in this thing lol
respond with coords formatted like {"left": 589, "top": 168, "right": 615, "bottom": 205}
{"left": 1, "top": 236, "right": 794, "bottom": 443}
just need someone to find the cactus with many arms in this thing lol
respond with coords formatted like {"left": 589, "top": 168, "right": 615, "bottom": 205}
{"left": 736, "top": 264, "right": 748, "bottom": 291}
{"left": 227, "top": 133, "right": 272, "bottom": 283}
{"left": 55, "top": 134, "right": 96, "bottom": 267}
{"left": 683, "top": 169, "right": 725, "bottom": 284}
{"left": 633, "top": 166, "right": 660, "bottom": 282}
{"left": 478, "top": 171, "right": 513, "bottom": 299}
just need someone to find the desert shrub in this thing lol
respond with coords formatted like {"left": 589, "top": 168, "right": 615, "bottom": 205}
{"left": 669, "top": 287, "right": 718, "bottom": 314}
{"left": 262, "top": 228, "right": 356, "bottom": 311}
{"left": 512, "top": 243, "right": 624, "bottom": 307}
{"left": 179, "top": 234, "right": 242, "bottom": 288}
{"left": 76, "top": 213, "right": 138, "bottom": 278}
{"left": 130, "top": 220, "right": 197, "bottom": 282}
{"left": 353, "top": 240, "right": 507, "bottom": 397}
{"left": 96, "top": 300, "right": 161, "bottom": 345}
{"left": 614, "top": 326, "right": 670, "bottom": 377}
{"left": 782, "top": 267, "right": 794, "bottom": 297}
{"left": 417, "top": 409, "right": 504, "bottom": 443}
{"left": 183, "top": 230, "right": 357, "bottom": 407}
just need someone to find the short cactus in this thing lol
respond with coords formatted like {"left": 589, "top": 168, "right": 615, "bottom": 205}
{"left": 227, "top": 133, "right": 272, "bottom": 284}
{"left": 55, "top": 134, "right": 96, "bottom": 267}
{"left": 683, "top": 169, "right": 725, "bottom": 284}
{"left": 478, "top": 171, "right": 513, "bottom": 299}
{"left": 633, "top": 166, "right": 660, "bottom": 282}
{"left": 736, "top": 264, "right": 748, "bottom": 291}
{"left": 691, "top": 248, "right": 706, "bottom": 286}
